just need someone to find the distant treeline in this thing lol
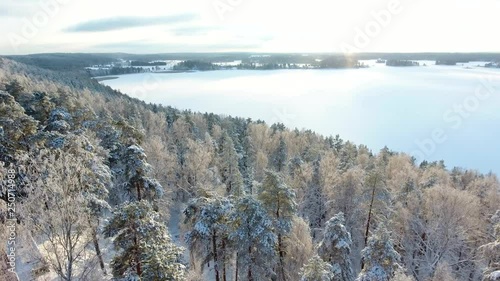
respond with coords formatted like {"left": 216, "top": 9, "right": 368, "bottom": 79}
{"left": 131, "top": 61, "right": 167, "bottom": 66}
{"left": 5, "top": 53, "right": 118, "bottom": 71}
{"left": 485, "top": 62, "right": 500, "bottom": 68}
{"left": 235, "top": 56, "right": 365, "bottom": 70}
{"left": 237, "top": 63, "right": 307, "bottom": 70}
{"left": 173, "top": 60, "right": 219, "bottom": 71}
{"left": 5, "top": 52, "right": 500, "bottom": 73}
{"left": 319, "top": 56, "right": 364, "bottom": 69}
{"left": 436, "top": 60, "right": 459, "bottom": 65}
{"left": 386, "top": 60, "right": 420, "bottom": 67}
{"left": 86, "top": 67, "right": 145, "bottom": 77}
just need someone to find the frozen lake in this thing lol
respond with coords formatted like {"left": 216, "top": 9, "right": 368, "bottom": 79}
{"left": 100, "top": 62, "right": 500, "bottom": 174}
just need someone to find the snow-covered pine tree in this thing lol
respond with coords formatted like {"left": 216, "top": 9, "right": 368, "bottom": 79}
{"left": 184, "top": 196, "right": 233, "bottom": 281}
{"left": 123, "top": 144, "right": 164, "bottom": 201}
{"left": 272, "top": 135, "right": 288, "bottom": 172}
{"left": 300, "top": 255, "right": 335, "bottom": 281}
{"left": 259, "top": 170, "right": 297, "bottom": 281}
{"left": 230, "top": 196, "right": 277, "bottom": 281}
{"left": 357, "top": 223, "right": 401, "bottom": 281}
{"left": 0, "top": 91, "right": 37, "bottom": 162}
{"left": 219, "top": 131, "right": 244, "bottom": 197}
{"left": 318, "top": 212, "right": 355, "bottom": 281}
{"left": 303, "top": 158, "right": 327, "bottom": 238}
{"left": 240, "top": 132, "right": 256, "bottom": 194}
{"left": 104, "top": 200, "right": 185, "bottom": 280}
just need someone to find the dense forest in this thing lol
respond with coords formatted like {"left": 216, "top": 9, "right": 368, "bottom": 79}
{"left": 386, "top": 60, "right": 420, "bottom": 67}
{"left": 0, "top": 57, "right": 499, "bottom": 281}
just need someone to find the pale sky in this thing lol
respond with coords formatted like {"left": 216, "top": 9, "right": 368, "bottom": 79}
{"left": 0, "top": 0, "right": 499, "bottom": 55}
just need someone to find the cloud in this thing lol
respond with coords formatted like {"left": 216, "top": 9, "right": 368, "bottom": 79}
{"left": 90, "top": 40, "right": 261, "bottom": 53}
{"left": 170, "top": 26, "right": 220, "bottom": 36}
{"left": 65, "top": 14, "right": 198, "bottom": 32}
{"left": 0, "top": 3, "right": 34, "bottom": 17}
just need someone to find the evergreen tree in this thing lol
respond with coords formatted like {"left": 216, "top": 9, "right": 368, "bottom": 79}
{"left": 230, "top": 196, "right": 277, "bottom": 281}
{"left": 219, "top": 131, "right": 244, "bottom": 197}
{"left": 0, "top": 91, "right": 38, "bottom": 162}
{"left": 303, "top": 158, "right": 327, "bottom": 237}
{"left": 357, "top": 223, "right": 401, "bottom": 281}
{"left": 272, "top": 136, "right": 288, "bottom": 172}
{"left": 300, "top": 255, "right": 335, "bottom": 281}
{"left": 121, "top": 144, "right": 164, "bottom": 202}
{"left": 240, "top": 133, "right": 256, "bottom": 194}
{"left": 104, "top": 201, "right": 185, "bottom": 280}
{"left": 184, "top": 196, "right": 233, "bottom": 281}
{"left": 4, "top": 80, "right": 24, "bottom": 97}
{"left": 318, "top": 213, "right": 354, "bottom": 281}
{"left": 259, "top": 170, "right": 297, "bottom": 281}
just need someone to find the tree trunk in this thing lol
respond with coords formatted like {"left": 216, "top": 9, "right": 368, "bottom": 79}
{"left": 136, "top": 181, "right": 142, "bottom": 201}
{"left": 92, "top": 227, "right": 106, "bottom": 274}
{"left": 247, "top": 246, "right": 253, "bottom": 281}
{"left": 276, "top": 197, "right": 287, "bottom": 281}
{"left": 278, "top": 234, "right": 286, "bottom": 281}
{"left": 364, "top": 175, "right": 377, "bottom": 246}
{"left": 222, "top": 238, "right": 227, "bottom": 281}
{"left": 133, "top": 223, "right": 142, "bottom": 276}
{"left": 87, "top": 217, "right": 106, "bottom": 274}
{"left": 212, "top": 231, "right": 220, "bottom": 281}
{"left": 235, "top": 252, "right": 239, "bottom": 281}
{"left": 362, "top": 175, "right": 378, "bottom": 270}
{"left": 134, "top": 236, "right": 142, "bottom": 276}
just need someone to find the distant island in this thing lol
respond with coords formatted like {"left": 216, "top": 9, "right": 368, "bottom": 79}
{"left": 386, "top": 60, "right": 420, "bottom": 67}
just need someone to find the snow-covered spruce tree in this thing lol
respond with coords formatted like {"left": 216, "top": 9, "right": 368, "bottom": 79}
{"left": 104, "top": 200, "right": 185, "bottom": 280}
{"left": 218, "top": 131, "right": 244, "bottom": 197}
{"left": 184, "top": 196, "right": 233, "bottom": 281}
{"left": 122, "top": 144, "right": 164, "bottom": 201}
{"left": 357, "top": 223, "right": 401, "bottom": 281}
{"left": 230, "top": 196, "right": 277, "bottom": 281}
{"left": 303, "top": 158, "right": 327, "bottom": 238}
{"left": 300, "top": 255, "right": 335, "bottom": 281}
{"left": 99, "top": 118, "right": 162, "bottom": 204}
{"left": 271, "top": 135, "right": 288, "bottom": 172}
{"left": 240, "top": 132, "right": 256, "bottom": 194}
{"left": 0, "top": 90, "right": 38, "bottom": 162}
{"left": 259, "top": 170, "right": 297, "bottom": 281}
{"left": 318, "top": 212, "right": 355, "bottom": 281}
{"left": 363, "top": 168, "right": 390, "bottom": 248}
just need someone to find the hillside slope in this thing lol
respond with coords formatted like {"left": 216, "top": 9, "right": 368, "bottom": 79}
{"left": 0, "top": 58, "right": 499, "bottom": 281}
